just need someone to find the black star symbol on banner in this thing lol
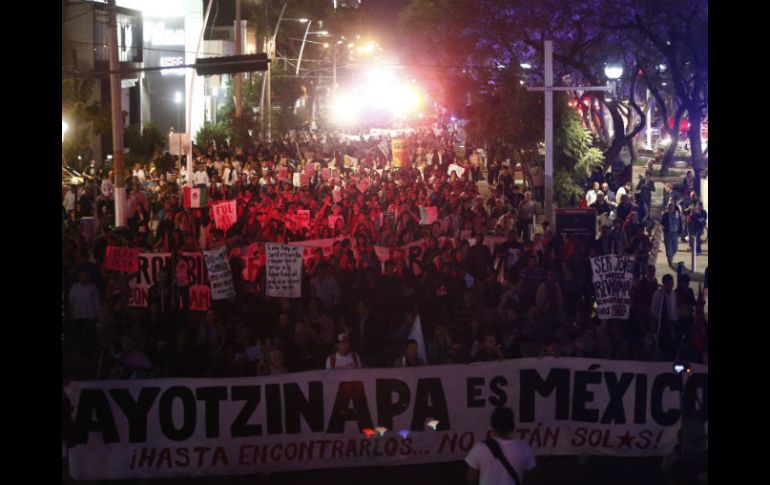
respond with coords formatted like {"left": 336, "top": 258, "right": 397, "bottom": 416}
{"left": 617, "top": 430, "right": 635, "bottom": 449}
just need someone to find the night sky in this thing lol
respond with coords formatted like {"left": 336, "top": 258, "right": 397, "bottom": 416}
{"left": 203, "top": 0, "right": 413, "bottom": 50}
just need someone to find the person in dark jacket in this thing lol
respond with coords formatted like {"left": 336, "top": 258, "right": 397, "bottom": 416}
{"left": 467, "top": 234, "right": 493, "bottom": 280}
{"left": 687, "top": 201, "right": 707, "bottom": 255}
{"left": 661, "top": 202, "right": 684, "bottom": 266}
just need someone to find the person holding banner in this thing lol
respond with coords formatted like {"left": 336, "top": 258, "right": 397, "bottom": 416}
{"left": 325, "top": 333, "right": 362, "bottom": 370}
{"left": 174, "top": 250, "right": 193, "bottom": 313}
{"left": 393, "top": 338, "right": 426, "bottom": 367}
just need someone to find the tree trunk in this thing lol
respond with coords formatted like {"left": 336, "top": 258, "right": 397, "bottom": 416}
{"left": 603, "top": 104, "right": 626, "bottom": 168}
{"left": 660, "top": 104, "right": 686, "bottom": 176}
{"left": 687, "top": 103, "right": 705, "bottom": 173}
{"left": 627, "top": 139, "right": 639, "bottom": 163}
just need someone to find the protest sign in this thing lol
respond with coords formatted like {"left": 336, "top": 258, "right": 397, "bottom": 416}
{"left": 447, "top": 163, "right": 465, "bottom": 177}
{"left": 203, "top": 246, "right": 236, "bottom": 300}
{"left": 104, "top": 246, "right": 139, "bottom": 273}
{"left": 212, "top": 200, "right": 237, "bottom": 232}
{"left": 65, "top": 358, "right": 708, "bottom": 480}
{"left": 239, "top": 243, "right": 265, "bottom": 282}
{"left": 591, "top": 255, "right": 635, "bottom": 319}
{"left": 265, "top": 243, "right": 303, "bottom": 298}
{"left": 391, "top": 138, "right": 406, "bottom": 168}
{"left": 293, "top": 173, "right": 301, "bottom": 188}
{"left": 328, "top": 215, "right": 343, "bottom": 230}
{"left": 419, "top": 206, "right": 438, "bottom": 225}
{"left": 128, "top": 253, "right": 210, "bottom": 311}
{"left": 343, "top": 155, "right": 358, "bottom": 168}
{"left": 321, "top": 168, "right": 331, "bottom": 181}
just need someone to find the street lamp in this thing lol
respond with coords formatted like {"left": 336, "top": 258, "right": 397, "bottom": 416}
{"left": 62, "top": 121, "right": 68, "bottom": 143}
{"left": 520, "top": 62, "right": 532, "bottom": 69}
{"left": 297, "top": 22, "right": 332, "bottom": 76}
{"left": 604, "top": 63, "right": 624, "bottom": 80}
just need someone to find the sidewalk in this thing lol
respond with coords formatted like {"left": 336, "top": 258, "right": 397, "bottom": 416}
{"left": 637, "top": 165, "right": 708, "bottom": 287}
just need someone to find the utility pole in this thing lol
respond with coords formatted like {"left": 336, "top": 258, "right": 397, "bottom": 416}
{"left": 107, "top": 0, "right": 126, "bottom": 228}
{"left": 263, "top": 0, "right": 270, "bottom": 141}
{"left": 234, "top": 0, "right": 242, "bottom": 148}
{"left": 333, "top": 42, "right": 337, "bottom": 96}
{"left": 527, "top": 40, "right": 613, "bottom": 225}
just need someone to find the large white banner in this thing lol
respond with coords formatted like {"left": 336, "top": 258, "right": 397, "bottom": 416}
{"left": 64, "top": 358, "right": 707, "bottom": 480}
{"left": 591, "top": 255, "right": 635, "bottom": 319}
{"left": 266, "top": 243, "right": 303, "bottom": 298}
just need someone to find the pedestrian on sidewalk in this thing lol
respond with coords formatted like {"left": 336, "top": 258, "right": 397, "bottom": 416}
{"left": 516, "top": 192, "right": 537, "bottom": 243}
{"left": 687, "top": 201, "right": 707, "bottom": 255}
{"left": 661, "top": 202, "right": 683, "bottom": 266}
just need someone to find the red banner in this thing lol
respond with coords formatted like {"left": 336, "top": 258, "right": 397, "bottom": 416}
{"left": 104, "top": 246, "right": 139, "bottom": 273}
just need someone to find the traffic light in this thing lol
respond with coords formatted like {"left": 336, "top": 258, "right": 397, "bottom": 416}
{"left": 194, "top": 54, "right": 270, "bottom": 76}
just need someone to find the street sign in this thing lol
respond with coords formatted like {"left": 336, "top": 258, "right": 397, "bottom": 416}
{"left": 194, "top": 54, "right": 269, "bottom": 76}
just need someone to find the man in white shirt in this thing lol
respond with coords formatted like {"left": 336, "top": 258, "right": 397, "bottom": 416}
{"left": 585, "top": 181, "right": 600, "bottom": 207}
{"left": 325, "top": 334, "right": 362, "bottom": 370}
{"left": 63, "top": 185, "right": 77, "bottom": 213}
{"left": 466, "top": 407, "right": 536, "bottom": 485}
{"left": 193, "top": 165, "right": 211, "bottom": 188}
{"left": 223, "top": 161, "right": 239, "bottom": 188}
{"left": 615, "top": 181, "right": 632, "bottom": 203}
{"left": 213, "top": 156, "right": 224, "bottom": 178}
{"left": 132, "top": 163, "right": 146, "bottom": 183}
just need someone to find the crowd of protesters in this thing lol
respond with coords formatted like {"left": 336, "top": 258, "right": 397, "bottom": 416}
{"left": 62, "top": 126, "right": 708, "bottom": 384}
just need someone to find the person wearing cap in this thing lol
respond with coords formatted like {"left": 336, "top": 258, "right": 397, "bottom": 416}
{"left": 325, "top": 333, "right": 362, "bottom": 370}
{"left": 465, "top": 406, "right": 536, "bottom": 485}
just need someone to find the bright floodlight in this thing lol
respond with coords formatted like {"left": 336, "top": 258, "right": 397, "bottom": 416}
{"left": 357, "top": 41, "right": 376, "bottom": 54}
{"left": 330, "top": 93, "right": 360, "bottom": 125}
{"left": 604, "top": 64, "right": 624, "bottom": 80}
{"left": 520, "top": 62, "right": 532, "bottom": 69}
{"left": 174, "top": 92, "right": 183, "bottom": 104}
{"left": 62, "top": 121, "right": 68, "bottom": 142}
{"left": 298, "top": 18, "right": 309, "bottom": 23}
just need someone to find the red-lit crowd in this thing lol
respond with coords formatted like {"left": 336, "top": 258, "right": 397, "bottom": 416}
{"left": 62, "top": 128, "right": 707, "bottom": 382}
